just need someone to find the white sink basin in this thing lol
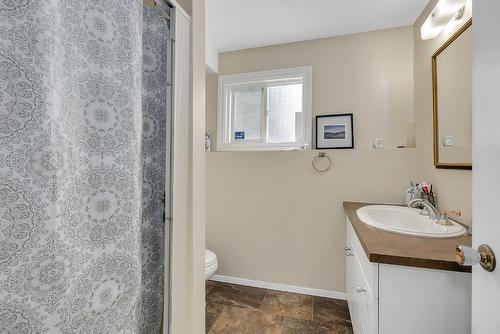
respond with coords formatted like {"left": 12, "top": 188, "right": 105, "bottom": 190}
{"left": 356, "top": 205, "right": 467, "bottom": 238}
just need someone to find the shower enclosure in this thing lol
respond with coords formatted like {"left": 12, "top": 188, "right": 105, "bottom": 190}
{"left": 0, "top": 0, "right": 189, "bottom": 333}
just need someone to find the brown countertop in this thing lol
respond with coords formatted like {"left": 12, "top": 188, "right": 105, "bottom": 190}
{"left": 344, "top": 201, "right": 472, "bottom": 273}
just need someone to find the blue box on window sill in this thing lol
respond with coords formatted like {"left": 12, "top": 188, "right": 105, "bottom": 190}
{"left": 235, "top": 131, "right": 245, "bottom": 140}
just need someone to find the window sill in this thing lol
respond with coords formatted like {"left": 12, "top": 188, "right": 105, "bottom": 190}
{"left": 216, "top": 144, "right": 310, "bottom": 152}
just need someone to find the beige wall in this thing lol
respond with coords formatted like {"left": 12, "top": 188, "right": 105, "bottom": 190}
{"left": 414, "top": 0, "right": 472, "bottom": 225}
{"left": 206, "top": 150, "right": 420, "bottom": 291}
{"left": 206, "top": 27, "right": 421, "bottom": 292}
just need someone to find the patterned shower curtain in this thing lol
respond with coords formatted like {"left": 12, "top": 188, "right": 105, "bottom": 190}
{"left": 0, "top": 0, "right": 170, "bottom": 333}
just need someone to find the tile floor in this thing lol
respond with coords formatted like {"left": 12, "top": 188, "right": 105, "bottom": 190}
{"left": 206, "top": 281, "right": 353, "bottom": 334}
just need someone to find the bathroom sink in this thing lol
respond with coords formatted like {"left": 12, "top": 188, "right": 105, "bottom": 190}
{"left": 356, "top": 205, "right": 467, "bottom": 238}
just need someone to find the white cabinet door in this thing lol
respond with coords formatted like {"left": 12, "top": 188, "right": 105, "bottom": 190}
{"left": 378, "top": 264, "right": 470, "bottom": 334}
{"left": 352, "top": 252, "right": 378, "bottom": 334}
{"left": 346, "top": 220, "right": 378, "bottom": 334}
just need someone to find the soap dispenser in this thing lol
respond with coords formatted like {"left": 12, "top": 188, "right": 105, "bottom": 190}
{"left": 404, "top": 182, "right": 416, "bottom": 206}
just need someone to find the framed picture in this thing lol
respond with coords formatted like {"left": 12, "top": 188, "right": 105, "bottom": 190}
{"left": 316, "top": 113, "right": 354, "bottom": 149}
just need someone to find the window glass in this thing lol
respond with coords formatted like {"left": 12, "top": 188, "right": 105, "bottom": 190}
{"left": 267, "top": 83, "right": 303, "bottom": 143}
{"left": 232, "top": 87, "right": 263, "bottom": 141}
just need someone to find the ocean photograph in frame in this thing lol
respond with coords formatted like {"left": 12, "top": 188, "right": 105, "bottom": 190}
{"left": 316, "top": 114, "right": 354, "bottom": 149}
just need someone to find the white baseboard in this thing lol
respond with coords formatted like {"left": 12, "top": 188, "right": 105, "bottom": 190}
{"left": 210, "top": 275, "right": 346, "bottom": 300}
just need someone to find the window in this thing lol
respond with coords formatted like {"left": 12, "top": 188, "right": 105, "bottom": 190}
{"left": 217, "top": 66, "right": 312, "bottom": 151}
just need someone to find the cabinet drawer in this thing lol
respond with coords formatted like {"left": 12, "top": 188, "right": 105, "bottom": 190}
{"left": 346, "top": 218, "right": 378, "bottom": 298}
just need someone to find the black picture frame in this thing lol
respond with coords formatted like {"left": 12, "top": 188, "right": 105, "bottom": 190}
{"left": 315, "top": 113, "right": 354, "bottom": 149}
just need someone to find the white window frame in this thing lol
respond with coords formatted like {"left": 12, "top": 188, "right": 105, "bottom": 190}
{"left": 217, "top": 66, "right": 313, "bottom": 151}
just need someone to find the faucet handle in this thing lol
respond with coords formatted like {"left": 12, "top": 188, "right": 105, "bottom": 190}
{"left": 436, "top": 212, "right": 451, "bottom": 226}
{"left": 444, "top": 210, "right": 462, "bottom": 217}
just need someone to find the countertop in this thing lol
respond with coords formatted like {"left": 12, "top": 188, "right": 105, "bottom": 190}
{"left": 344, "top": 201, "right": 472, "bottom": 273}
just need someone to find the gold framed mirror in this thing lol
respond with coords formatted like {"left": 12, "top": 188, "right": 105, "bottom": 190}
{"left": 432, "top": 19, "right": 472, "bottom": 170}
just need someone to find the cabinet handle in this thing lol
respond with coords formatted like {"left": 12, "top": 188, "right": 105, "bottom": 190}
{"left": 345, "top": 246, "right": 351, "bottom": 251}
{"left": 346, "top": 251, "right": 353, "bottom": 256}
{"left": 356, "top": 287, "right": 366, "bottom": 293}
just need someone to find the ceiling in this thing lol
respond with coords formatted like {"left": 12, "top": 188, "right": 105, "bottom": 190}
{"left": 205, "top": 0, "right": 430, "bottom": 73}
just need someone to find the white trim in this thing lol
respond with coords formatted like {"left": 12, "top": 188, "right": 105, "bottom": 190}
{"left": 217, "top": 66, "right": 313, "bottom": 152}
{"left": 211, "top": 275, "right": 346, "bottom": 300}
{"left": 168, "top": 8, "right": 191, "bottom": 334}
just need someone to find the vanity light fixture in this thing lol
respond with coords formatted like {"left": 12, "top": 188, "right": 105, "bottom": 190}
{"left": 420, "top": 0, "right": 469, "bottom": 40}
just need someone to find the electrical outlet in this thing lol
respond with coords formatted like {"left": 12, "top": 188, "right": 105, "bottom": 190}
{"left": 373, "top": 137, "right": 384, "bottom": 149}
{"left": 443, "top": 135, "right": 455, "bottom": 146}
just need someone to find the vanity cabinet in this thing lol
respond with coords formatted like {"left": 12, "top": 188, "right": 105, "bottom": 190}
{"left": 346, "top": 218, "right": 471, "bottom": 334}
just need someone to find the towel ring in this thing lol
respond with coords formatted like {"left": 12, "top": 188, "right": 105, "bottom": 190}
{"left": 312, "top": 152, "right": 332, "bottom": 173}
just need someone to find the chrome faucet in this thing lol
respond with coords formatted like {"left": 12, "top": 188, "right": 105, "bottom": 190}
{"left": 408, "top": 199, "right": 453, "bottom": 226}
{"left": 408, "top": 198, "right": 440, "bottom": 220}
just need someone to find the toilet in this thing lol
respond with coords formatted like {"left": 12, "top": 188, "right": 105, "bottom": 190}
{"left": 205, "top": 249, "right": 218, "bottom": 280}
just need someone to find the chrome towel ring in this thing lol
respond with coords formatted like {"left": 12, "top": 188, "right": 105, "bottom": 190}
{"left": 312, "top": 152, "right": 332, "bottom": 173}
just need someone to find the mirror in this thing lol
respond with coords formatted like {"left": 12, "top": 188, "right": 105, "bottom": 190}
{"left": 432, "top": 20, "right": 472, "bottom": 169}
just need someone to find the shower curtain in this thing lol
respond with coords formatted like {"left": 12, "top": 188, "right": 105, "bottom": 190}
{"left": 0, "top": 0, "right": 170, "bottom": 333}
